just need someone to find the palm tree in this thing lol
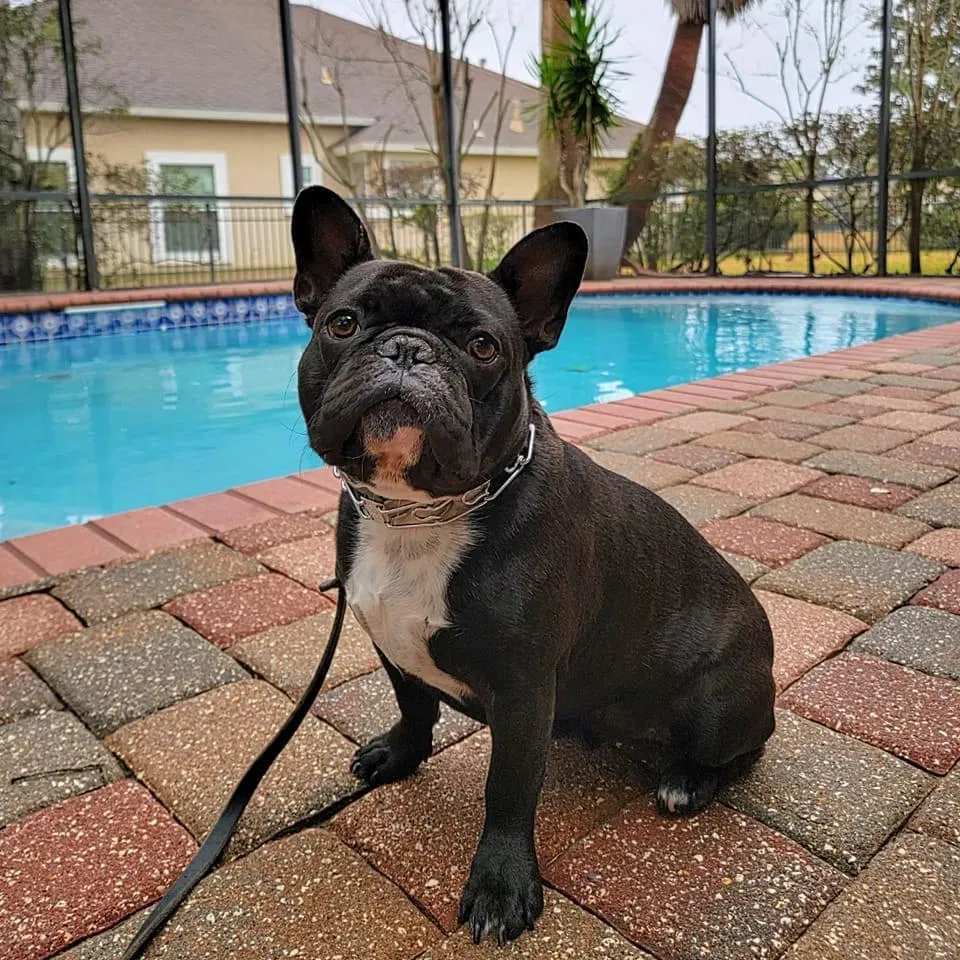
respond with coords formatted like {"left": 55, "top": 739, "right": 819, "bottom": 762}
{"left": 536, "top": 0, "right": 621, "bottom": 207}
{"left": 533, "top": 0, "right": 573, "bottom": 227}
{"left": 611, "top": 0, "right": 758, "bottom": 253}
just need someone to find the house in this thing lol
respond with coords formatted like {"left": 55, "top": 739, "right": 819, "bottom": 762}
{"left": 18, "top": 0, "right": 644, "bottom": 284}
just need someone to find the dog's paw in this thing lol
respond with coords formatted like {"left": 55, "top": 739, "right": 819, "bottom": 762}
{"left": 459, "top": 841, "right": 543, "bottom": 945}
{"left": 656, "top": 764, "right": 719, "bottom": 816}
{"left": 350, "top": 724, "right": 430, "bottom": 786}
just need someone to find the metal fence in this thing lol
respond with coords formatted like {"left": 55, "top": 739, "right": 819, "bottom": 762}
{"left": 0, "top": 193, "right": 550, "bottom": 293}
{"left": 621, "top": 169, "right": 960, "bottom": 278}
{"left": 4, "top": 170, "right": 960, "bottom": 294}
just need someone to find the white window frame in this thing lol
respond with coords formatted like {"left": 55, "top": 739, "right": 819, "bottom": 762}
{"left": 26, "top": 145, "right": 76, "bottom": 187}
{"left": 279, "top": 154, "right": 322, "bottom": 203}
{"left": 26, "top": 146, "right": 78, "bottom": 269}
{"left": 145, "top": 150, "right": 232, "bottom": 263}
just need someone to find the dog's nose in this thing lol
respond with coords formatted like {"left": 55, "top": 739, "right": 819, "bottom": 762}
{"left": 376, "top": 334, "right": 435, "bottom": 368}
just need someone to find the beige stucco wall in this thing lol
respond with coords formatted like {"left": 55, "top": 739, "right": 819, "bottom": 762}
{"left": 26, "top": 113, "right": 566, "bottom": 200}
{"left": 30, "top": 113, "right": 337, "bottom": 195}
{"left": 28, "top": 112, "right": 625, "bottom": 200}
{"left": 25, "top": 112, "right": 628, "bottom": 279}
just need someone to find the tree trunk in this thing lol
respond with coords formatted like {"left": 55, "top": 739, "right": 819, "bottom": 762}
{"left": 908, "top": 176, "right": 924, "bottom": 275}
{"left": 534, "top": 0, "right": 574, "bottom": 227}
{"left": 614, "top": 19, "right": 704, "bottom": 252}
{"left": 804, "top": 154, "right": 815, "bottom": 276}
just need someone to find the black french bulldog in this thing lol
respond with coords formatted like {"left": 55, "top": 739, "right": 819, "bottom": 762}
{"left": 294, "top": 187, "right": 776, "bottom": 945}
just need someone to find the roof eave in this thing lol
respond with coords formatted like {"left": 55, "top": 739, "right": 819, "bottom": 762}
{"left": 23, "top": 101, "right": 377, "bottom": 127}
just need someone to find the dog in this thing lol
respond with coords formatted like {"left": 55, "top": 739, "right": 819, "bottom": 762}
{"left": 293, "top": 187, "right": 776, "bottom": 946}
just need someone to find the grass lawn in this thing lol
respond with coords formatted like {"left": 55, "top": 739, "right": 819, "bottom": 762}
{"left": 719, "top": 248, "right": 958, "bottom": 277}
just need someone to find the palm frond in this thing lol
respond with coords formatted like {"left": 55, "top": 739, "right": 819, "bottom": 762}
{"left": 668, "top": 0, "right": 759, "bottom": 26}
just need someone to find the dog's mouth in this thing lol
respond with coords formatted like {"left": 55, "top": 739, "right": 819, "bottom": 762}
{"left": 333, "top": 398, "right": 431, "bottom": 497}
{"left": 312, "top": 362, "right": 480, "bottom": 498}
{"left": 359, "top": 399, "right": 425, "bottom": 485}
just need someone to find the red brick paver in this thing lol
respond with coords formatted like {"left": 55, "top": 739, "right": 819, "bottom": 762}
{"left": 89, "top": 507, "right": 207, "bottom": 553}
{"left": 544, "top": 800, "right": 846, "bottom": 960}
{"left": 218, "top": 511, "right": 333, "bottom": 554}
{"left": 257, "top": 533, "right": 338, "bottom": 589}
{"left": 693, "top": 459, "right": 822, "bottom": 500}
{"left": 907, "top": 529, "right": 960, "bottom": 567}
{"left": 799, "top": 473, "right": 919, "bottom": 511}
{"left": 659, "top": 411, "right": 756, "bottom": 435}
{"left": 861, "top": 410, "right": 957, "bottom": 433}
{"left": 780, "top": 652, "right": 960, "bottom": 773}
{"left": 912, "top": 568, "right": 960, "bottom": 613}
{"left": 232, "top": 476, "right": 339, "bottom": 514}
{"left": 924, "top": 428, "right": 960, "bottom": 448}
{"left": 756, "top": 590, "right": 867, "bottom": 689}
{"left": 168, "top": 491, "right": 278, "bottom": 533}
{"left": 163, "top": 572, "right": 329, "bottom": 647}
{"left": 651, "top": 443, "right": 745, "bottom": 473}
{"left": 700, "top": 517, "right": 829, "bottom": 568}
{"left": 0, "top": 780, "right": 195, "bottom": 960}
{"left": 0, "top": 595, "right": 80, "bottom": 658}
{"left": 0, "top": 544, "right": 44, "bottom": 591}
{"left": 810, "top": 424, "right": 916, "bottom": 454}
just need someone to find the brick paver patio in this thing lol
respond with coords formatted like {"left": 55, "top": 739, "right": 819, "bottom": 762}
{"left": 3, "top": 303, "right": 960, "bottom": 958}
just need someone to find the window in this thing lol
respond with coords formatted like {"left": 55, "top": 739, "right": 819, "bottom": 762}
{"left": 279, "top": 155, "right": 321, "bottom": 199}
{"left": 145, "top": 151, "right": 231, "bottom": 262}
{"left": 26, "top": 148, "right": 77, "bottom": 268}
{"left": 279, "top": 155, "right": 321, "bottom": 217}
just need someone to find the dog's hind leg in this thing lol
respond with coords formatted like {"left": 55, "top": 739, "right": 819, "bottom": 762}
{"left": 657, "top": 653, "right": 775, "bottom": 817}
{"left": 656, "top": 748, "right": 764, "bottom": 816}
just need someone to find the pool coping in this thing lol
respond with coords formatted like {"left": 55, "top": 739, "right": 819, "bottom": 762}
{"left": 5, "top": 305, "right": 960, "bottom": 590}
{"left": 4, "top": 274, "right": 960, "bottom": 315}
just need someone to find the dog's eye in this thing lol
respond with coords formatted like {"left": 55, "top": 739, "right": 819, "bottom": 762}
{"left": 326, "top": 312, "right": 359, "bottom": 339}
{"left": 468, "top": 334, "right": 498, "bottom": 362}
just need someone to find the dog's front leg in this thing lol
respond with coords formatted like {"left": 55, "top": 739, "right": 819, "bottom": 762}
{"left": 351, "top": 652, "right": 439, "bottom": 786}
{"left": 459, "top": 677, "right": 554, "bottom": 945}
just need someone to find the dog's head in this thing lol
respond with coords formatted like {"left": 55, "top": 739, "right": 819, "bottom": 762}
{"left": 293, "top": 187, "right": 587, "bottom": 499}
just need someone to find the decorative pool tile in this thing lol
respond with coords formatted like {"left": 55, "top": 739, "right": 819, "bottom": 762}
{"left": 0, "top": 295, "right": 297, "bottom": 346}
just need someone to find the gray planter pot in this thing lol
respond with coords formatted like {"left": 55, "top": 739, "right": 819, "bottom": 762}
{"left": 557, "top": 206, "right": 628, "bottom": 281}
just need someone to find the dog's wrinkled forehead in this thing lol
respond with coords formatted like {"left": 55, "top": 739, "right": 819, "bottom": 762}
{"left": 325, "top": 260, "right": 516, "bottom": 341}
{"left": 291, "top": 186, "right": 588, "bottom": 358}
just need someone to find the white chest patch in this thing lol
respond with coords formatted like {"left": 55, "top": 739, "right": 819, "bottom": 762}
{"left": 345, "top": 518, "right": 477, "bottom": 702}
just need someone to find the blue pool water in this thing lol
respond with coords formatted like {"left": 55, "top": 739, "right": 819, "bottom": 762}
{"left": 2, "top": 293, "right": 958, "bottom": 538}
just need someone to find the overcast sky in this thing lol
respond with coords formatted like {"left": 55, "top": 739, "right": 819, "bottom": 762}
{"left": 310, "top": 0, "right": 878, "bottom": 137}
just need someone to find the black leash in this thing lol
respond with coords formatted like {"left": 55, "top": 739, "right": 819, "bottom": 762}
{"left": 120, "top": 578, "right": 346, "bottom": 960}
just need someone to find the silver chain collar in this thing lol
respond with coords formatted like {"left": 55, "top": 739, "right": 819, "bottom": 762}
{"left": 334, "top": 423, "right": 536, "bottom": 529}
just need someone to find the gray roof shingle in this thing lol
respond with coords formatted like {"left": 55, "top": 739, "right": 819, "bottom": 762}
{"left": 46, "top": 0, "right": 641, "bottom": 155}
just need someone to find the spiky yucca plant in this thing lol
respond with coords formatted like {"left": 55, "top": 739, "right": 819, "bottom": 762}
{"left": 535, "top": 0, "right": 622, "bottom": 207}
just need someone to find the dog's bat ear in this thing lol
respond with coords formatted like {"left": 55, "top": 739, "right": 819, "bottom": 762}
{"left": 291, "top": 186, "right": 374, "bottom": 320}
{"left": 488, "top": 221, "right": 587, "bottom": 356}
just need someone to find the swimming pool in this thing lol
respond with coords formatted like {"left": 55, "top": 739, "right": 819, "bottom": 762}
{"left": 2, "top": 292, "right": 958, "bottom": 538}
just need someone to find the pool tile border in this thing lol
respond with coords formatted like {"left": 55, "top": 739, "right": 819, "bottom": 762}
{"left": 3, "top": 275, "right": 960, "bottom": 345}
{"left": 0, "top": 292, "right": 297, "bottom": 346}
